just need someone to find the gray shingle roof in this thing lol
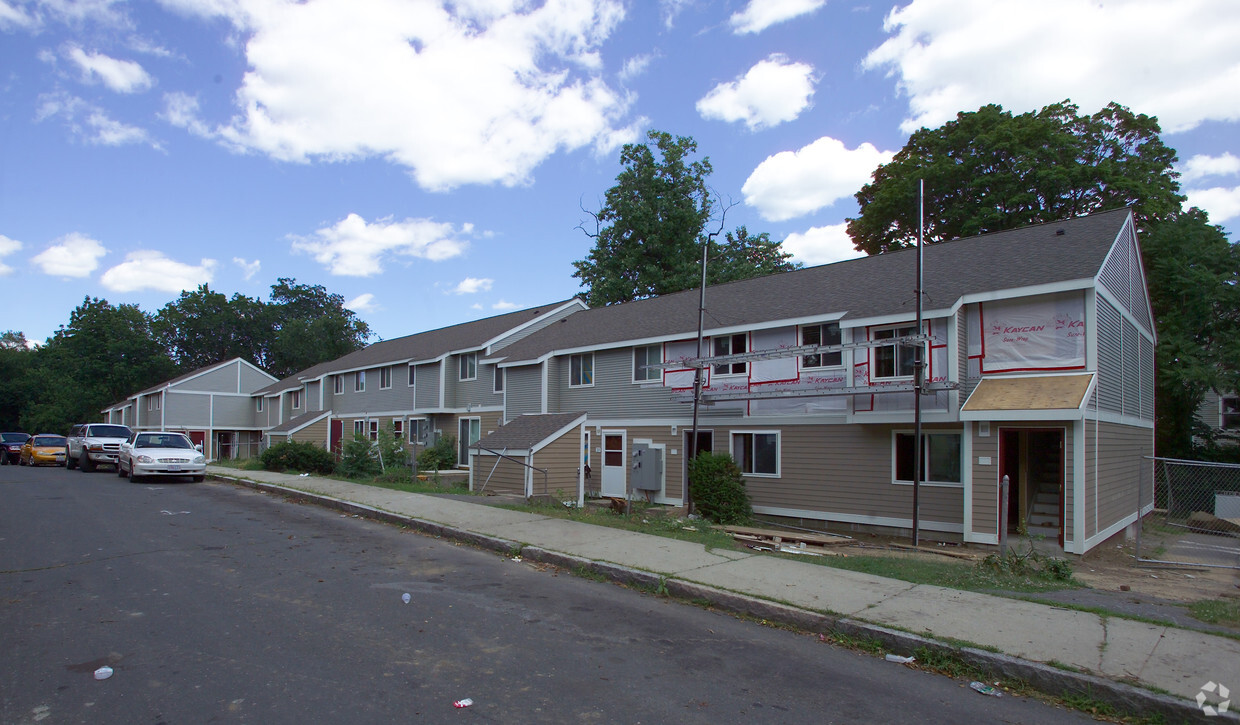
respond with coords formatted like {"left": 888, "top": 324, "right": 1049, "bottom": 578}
{"left": 473, "top": 412, "right": 587, "bottom": 452}
{"left": 495, "top": 208, "right": 1132, "bottom": 363}
{"left": 268, "top": 409, "right": 332, "bottom": 434}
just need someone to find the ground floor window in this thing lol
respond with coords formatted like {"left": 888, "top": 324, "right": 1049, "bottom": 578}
{"left": 731, "top": 431, "right": 779, "bottom": 476}
{"left": 894, "top": 432, "right": 962, "bottom": 485}
{"left": 1223, "top": 396, "right": 1240, "bottom": 429}
{"left": 353, "top": 420, "right": 365, "bottom": 436}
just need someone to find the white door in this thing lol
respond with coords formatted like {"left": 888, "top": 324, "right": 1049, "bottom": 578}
{"left": 601, "top": 431, "right": 626, "bottom": 497}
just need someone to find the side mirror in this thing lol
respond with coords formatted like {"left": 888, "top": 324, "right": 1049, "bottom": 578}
{"left": 195, "top": 444, "right": 203, "bottom": 452}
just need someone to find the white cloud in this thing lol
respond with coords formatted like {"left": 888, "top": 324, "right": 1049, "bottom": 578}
{"left": 0, "top": 1, "right": 37, "bottom": 30}
{"left": 1186, "top": 186, "right": 1240, "bottom": 224}
{"left": 782, "top": 224, "right": 864, "bottom": 266}
{"left": 31, "top": 232, "right": 107, "bottom": 277}
{"left": 100, "top": 251, "right": 217, "bottom": 293}
{"left": 168, "top": 0, "right": 631, "bottom": 190}
{"left": 0, "top": 233, "right": 22, "bottom": 276}
{"left": 346, "top": 292, "right": 377, "bottom": 313}
{"left": 66, "top": 45, "right": 153, "bottom": 93}
{"left": 36, "top": 91, "right": 158, "bottom": 148}
{"left": 452, "top": 277, "right": 494, "bottom": 295}
{"left": 232, "top": 256, "right": 260, "bottom": 280}
{"left": 87, "top": 110, "right": 156, "bottom": 147}
{"left": 696, "top": 54, "right": 815, "bottom": 130}
{"left": 291, "top": 213, "right": 468, "bottom": 277}
{"left": 492, "top": 299, "right": 518, "bottom": 310}
{"left": 619, "top": 53, "right": 654, "bottom": 84}
{"left": 743, "top": 136, "right": 895, "bottom": 221}
{"left": 162, "top": 92, "right": 213, "bottom": 137}
{"left": 864, "top": 0, "right": 1240, "bottom": 134}
{"left": 1181, "top": 152, "right": 1240, "bottom": 183}
{"left": 470, "top": 302, "right": 484, "bottom": 310}
{"left": 730, "top": 0, "right": 826, "bottom": 34}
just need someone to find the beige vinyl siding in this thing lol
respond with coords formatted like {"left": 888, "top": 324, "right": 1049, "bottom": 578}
{"left": 1086, "top": 420, "right": 1151, "bottom": 540}
{"left": 531, "top": 429, "right": 582, "bottom": 498}
{"left": 584, "top": 425, "right": 684, "bottom": 501}
{"left": 290, "top": 419, "right": 329, "bottom": 448}
{"left": 971, "top": 427, "right": 999, "bottom": 536}
{"left": 473, "top": 455, "right": 527, "bottom": 495}
{"left": 746, "top": 424, "right": 964, "bottom": 529}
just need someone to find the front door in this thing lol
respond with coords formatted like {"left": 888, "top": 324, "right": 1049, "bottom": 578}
{"left": 330, "top": 419, "right": 344, "bottom": 457}
{"left": 999, "top": 428, "right": 1065, "bottom": 547}
{"left": 458, "top": 417, "right": 480, "bottom": 468}
{"left": 601, "top": 431, "right": 626, "bottom": 497}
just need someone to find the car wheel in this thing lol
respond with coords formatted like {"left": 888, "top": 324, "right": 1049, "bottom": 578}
{"left": 192, "top": 475, "right": 204, "bottom": 483}
{"left": 66, "top": 454, "right": 77, "bottom": 470}
{"left": 116, "top": 460, "right": 127, "bottom": 478}
{"left": 80, "top": 455, "right": 95, "bottom": 472}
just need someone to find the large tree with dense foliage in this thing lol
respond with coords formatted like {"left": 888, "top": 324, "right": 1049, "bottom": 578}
{"left": 266, "top": 278, "right": 371, "bottom": 379}
{"left": 846, "top": 100, "right": 1237, "bottom": 457}
{"left": 154, "top": 285, "right": 274, "bottom": 372}
{"left": 0, "top": 331, "right": 34, "bottom": 430}
{"left": 573, "top": 130, "right": 797, "bottom": 306}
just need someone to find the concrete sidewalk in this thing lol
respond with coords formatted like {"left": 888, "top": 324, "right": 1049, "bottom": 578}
{"left": 206, "top": 466, "right": 1239, "bottom": 722}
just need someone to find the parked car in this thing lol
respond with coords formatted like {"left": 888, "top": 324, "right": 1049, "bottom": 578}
{"left": 20, "top": 434, "right": 68, "bottom": 466}
{"left": 118, "top": 431, "right": 206, "bottom": 482}
{"left": 66, "top": 423, "right": 133, "bottom": 472}
{"left": 1, "top": 432, "right": 29, "bottom": 465}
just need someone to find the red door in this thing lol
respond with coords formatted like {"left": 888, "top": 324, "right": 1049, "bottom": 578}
{"left": 330, "top": 419, "right": 344, "bottom": 457}
{"left": 188, "top": 431, "right": 206, "bottom": 456}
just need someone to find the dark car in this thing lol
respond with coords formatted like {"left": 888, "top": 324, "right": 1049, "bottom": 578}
{"left": 1, "top": 432, "right": 30, "bottom": 465}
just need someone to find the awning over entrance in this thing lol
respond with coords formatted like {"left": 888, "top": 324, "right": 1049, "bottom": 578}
{"left": 960, "top": 373, "right": 1096, "bottom": 421}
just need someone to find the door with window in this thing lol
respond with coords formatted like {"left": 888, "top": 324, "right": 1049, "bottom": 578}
{"left": 458, "top": 417, "right": 481, "bottom": 468}
{"left": 601, "top": 431, "right": 626, "bottom": 497}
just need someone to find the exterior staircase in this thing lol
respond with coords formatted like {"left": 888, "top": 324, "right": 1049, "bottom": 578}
{"left": 1025, "top": 483, "right": 1061, "bottom": 540}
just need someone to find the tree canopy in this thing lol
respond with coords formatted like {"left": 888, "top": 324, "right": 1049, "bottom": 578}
{"left": 847, "top": 100, "right": 1236, "bottom": 458}
{"left": 573, "top": 130, "right": 797, "bottom": 306}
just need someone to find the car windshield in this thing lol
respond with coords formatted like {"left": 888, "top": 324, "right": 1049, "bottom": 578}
{"left": 33, "top": 435, "right": 66, "bottom": 446}
{"left": 89, "top": 425, "right": 132, "bottom": 438}
{"left": 135, "top": 434, "right": 193, "bottom": 449}
{"left": 2, "top": 432, "right": 29, "bottom": 443}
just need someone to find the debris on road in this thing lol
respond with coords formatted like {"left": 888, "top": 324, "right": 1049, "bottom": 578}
{"left": 969, "top": 681, "right": 1002, "bottom": 697}
{"left": 453, "top": 698, "right": 473, "bottom": 708}
{"left": 94, "top": 666, "right": 113, "bottom": 680}
{"left": 885, "top": 654, "right": 915, "bottom": 664}
{"left": 402, "top": 593, "right": 411, "bottom": 604}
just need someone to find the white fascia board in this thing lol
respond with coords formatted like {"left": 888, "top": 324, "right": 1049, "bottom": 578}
{"left": 839, "top": 307, "right": 957, "bottom": 331}
{"left": 482, "top": 299, "right": 588, "bottom": 353}
{"left": 529, "top": 415, "right": 589, "bottom": 455}
{"left": 957, "top": 279, "right": 1094, "bottom": 307}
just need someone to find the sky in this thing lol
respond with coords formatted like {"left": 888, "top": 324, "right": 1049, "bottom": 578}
{"left": 2, "top": 0, "right": 1238, "bottom": 349}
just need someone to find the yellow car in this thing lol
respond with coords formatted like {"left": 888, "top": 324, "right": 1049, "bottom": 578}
{"left": 19, "top": 434, "right": 68, "bottom": 466}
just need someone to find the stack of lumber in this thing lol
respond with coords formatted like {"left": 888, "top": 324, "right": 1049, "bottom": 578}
{"left": 723, "top": 525, "right": 853, "bottom": 557}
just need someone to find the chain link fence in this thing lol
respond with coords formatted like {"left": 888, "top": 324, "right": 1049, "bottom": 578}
{"left": 1137, "top": 457, "right": 1240, "bottom": 569}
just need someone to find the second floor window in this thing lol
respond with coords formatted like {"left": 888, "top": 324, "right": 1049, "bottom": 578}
{"left": 633, "top": 344, "right": 661, "bottom": 382}
{"left": 712, "top": 334, "right": 747, "bottom": 375}
{"left": 873, "top": 325, "right": 918, "bottom": 379}
{"left": 333, "top": 376, "right": 343, "bottom": 395}
{"left": 802, "top": 322, "right": 842, "bottom": 368}
{"left": 459, "top": 353, "right": 477, "bottom": 381}
{"left": 569, "top": 353, "right": 593, "bottom": 387}
{"left": 355, "top": 371, "right": 366, "bottom": 392}
{"left": 256, "top": 398, "right": 264, "bottom": 412}
{"left": 493, "top": 366, "right": 504, "bottom": 393}
{"left": 290, "top": 390, "right": 301, "bottom": 409}
{"left": 408, "top": 363, "right": 416, "bottom": 387}
{"left": 380, "top": 366, "right": 392, "bottom": 389}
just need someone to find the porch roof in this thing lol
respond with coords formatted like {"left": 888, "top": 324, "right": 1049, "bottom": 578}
{"left": 960, "top": 373, "right": 1096, "bottom": 421}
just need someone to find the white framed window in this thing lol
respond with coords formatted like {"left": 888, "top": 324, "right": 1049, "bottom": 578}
{"left": 369, "top": 420, "right": 378, "bottom": 442}
{"left": 893, "top": 432, "right": 963, "bottom": 486}
{"left": 408, "top": 363, "right": 416, "bottom": 387}
{"left": 801, "top": 322, "right": 842, "bottom": 368}
{"left": 633, "top": 344, "right": 662, "bottom": 382}
{"left": 407, "top": 418, "right": 428, "bottom": 444}
{"left": 380, "top": 366, "right": 392, "bottom": 389}
{"left": 256, "top": 397, "right": 264, "bottom": 413}
{"left": 353, "top": 420, "right": 365, "bottom": 435}
{"left": 569, "top": 353, "right": 594, "bottom": 387}
{"left": 333, "top": 376, "right": 344, "bottom": 395}
{"left": 731, "top": 431, "right": 779, "bottom": 477}
{"left": 493, "top": 366, "right": 504, "bottom": 393}
{"left": 355, "top": 371, "right": 366, "bottom": 392}
{"left": 290, "top": 390, "right": 302, "bottom": 409}
{"left": 392, "top": 419, "right": 403, "bottom": 440}
{"left": 712, "top": 333, "right": 747, "bottom": 375}
{"left": 872, "top": 324, "right": 919, "bottom": 379}
{"left": 458, "top": 417, "right": 481, "bottom": 466}
{"left": 1223, "top": 396, "right": 1240, "bottom": 429}
{"left": 459, "top": 352, "right": 477, "bottom": 381}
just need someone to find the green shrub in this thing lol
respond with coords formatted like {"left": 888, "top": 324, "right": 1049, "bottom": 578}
{"left": 417, "top": 434, "right": 456, "bottom": 471}
{"left": 339, "top": 432, "right": 382, "bottom": 478}
{"left": 260, "top": 440, "right": 335, "bottom": 474}
{"left": 376, "top": 423, "right": 408, "bottom": 470}
{"left": 688, "top": 452, "right": 752, "bottom": 525}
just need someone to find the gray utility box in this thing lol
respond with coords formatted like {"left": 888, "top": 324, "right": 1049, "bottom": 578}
{"left": 630, "top": 444, "right": 663, "bottom": 492}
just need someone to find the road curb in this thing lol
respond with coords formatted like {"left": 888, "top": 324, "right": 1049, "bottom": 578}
{"left": 209, "top": 473, "right": 1232, "bottom": 723}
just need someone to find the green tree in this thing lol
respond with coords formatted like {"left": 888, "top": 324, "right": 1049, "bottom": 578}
{"left": 267, "top": 278, "right": 370, "bottom": 378}
{"left": 153, "top": 285, "right": 273, "bottom": 371}
{"left": 21, "top": 298, "right": 176, "bottom": 433}
{"left": 0, "top": 331, "right": 34, "bottom": 430}
{"left": 847, "top": 101, "right": 1184, "bottom": 254}
{"left": 573, "top": 130, "right": 797, "bottom": 306}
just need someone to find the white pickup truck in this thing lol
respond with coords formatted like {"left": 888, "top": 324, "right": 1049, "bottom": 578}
{"left": 66, "top": 423, "right": 133, "bottom": 472}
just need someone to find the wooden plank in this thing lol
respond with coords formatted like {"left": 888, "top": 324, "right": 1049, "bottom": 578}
{"left": 722, "top": 525, "right": 853, "bottom": 546}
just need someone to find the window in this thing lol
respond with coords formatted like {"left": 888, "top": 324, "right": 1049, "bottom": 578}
{"left": 731, "top": 431, "right": 779, "bottom": 476}
{"left": 355, "top": 371, "right": 366, "bottom": 392}
{"left": 493, "top": 366, "right": 504, "bottom": 393}
{"left": 873, "top": 325, "right": 919, "bottom": 379}
{"left": 1223, "top": 397, "right": 1240, "bottom": 429}
{"left": 290, "top": 390, "right": 302, "bottom": 409}
{"left": 407, "top": 419, "right": 427, "bottom": 444}
{"left": 369, "top": 420, "right": 378, "bottom": 442}
{"left": 380, "top": 366, "right": 392, "bottom": 389}
{"left": 459, "top": 352, "right": 477, "bottom": 381}
{"left": 256, "top": 398, "right": 264, "bottom": 413}
{"left": 353, "top": 420, "right": 365, "bottom": 435}
{"left": 894, "top": 432, "right": 962, "bottom": 485}
{"left": 801, "top": 322, "right": 842, "bottom": 368}
{"left": 633, "top": 344, "right": 662, "bottom": 382}
{"left": 408, "top": 363, "right": 416, "bottom": 387}
{"left": 713, "top": 334, "right": 747, "bottom": 375}
{"left": 393, "top": 419, "right": 403, "bottom": 440}
{"left": 333, "top": 376, "right": 343, "bottom": 395}
{"left": 569, "top": 353, "right": 594, "bottom": 387}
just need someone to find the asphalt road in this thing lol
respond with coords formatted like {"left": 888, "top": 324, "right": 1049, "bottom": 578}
{"left": 1, "top": 464, "right": 1097, "bottom": 724}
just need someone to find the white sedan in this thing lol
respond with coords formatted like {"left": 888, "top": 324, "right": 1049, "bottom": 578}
{"left": 118, "top": 431, "right": 206, "bottom": 482}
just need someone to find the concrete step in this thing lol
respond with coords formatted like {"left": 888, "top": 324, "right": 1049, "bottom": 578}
{"left": 1028, "top": 512, "right": 1059, "bottom": 527}
{"left": 1031, "top": 502, "right": 1058, "bottom": 516}
{"left": 1035, "top": 492, "right": 1058, "bottom": 506}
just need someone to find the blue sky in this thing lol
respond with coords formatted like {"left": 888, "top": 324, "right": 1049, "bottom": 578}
{"left": 2, "top": 0, "right": 1238, "bottom": 348}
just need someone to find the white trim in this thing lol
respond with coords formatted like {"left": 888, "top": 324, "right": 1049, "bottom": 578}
{"left": 458, "top": 352, "right": 478, "bottom": 382}
{"left": 1072, "top": 419, "right": 1087, "bottom": 555}
{"left": 729, "top": 429, "right": 781, "bottom": 477}
{"left": 890, "top": 429, "right": 964, "bottom": 487}
{"left": 568, "top": 352, "right": 595, "bottom": 388}
{"left": 752, "top": 505, "right": 964, "bottom": 534}
{"left": 632, "top": 344, "right": 663, "bottom": 384}
{"left": 958, "top": 279, "right": 1095, "bottom": 307}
